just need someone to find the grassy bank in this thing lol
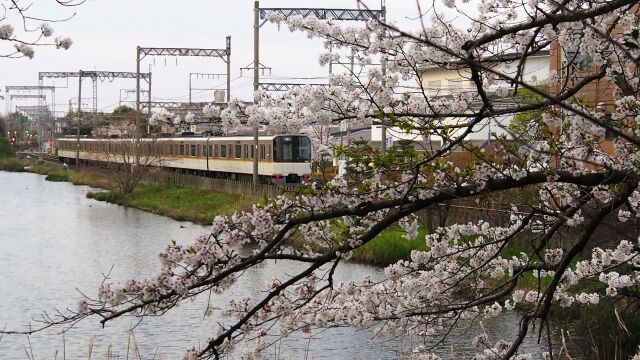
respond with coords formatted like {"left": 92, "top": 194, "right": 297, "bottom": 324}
{"left": 0, "top": 147, "right": 506, "bottom": 267}
{"left": 353, "top": 227, "right": 429, "bottom": 265}
{"left": 88, "top": 186, "right": 255, "bottom": 225}
{"left": 22, "top": 161, "right": 112, "bottom": 188}
{"left": 0, "top": 155, "right": 245, "bottom": 225}
{"left": 0, "top": 139, "right": 24, "bottom": 171}
{"left": 0, "top": 158, "right": 115, "bottom": 190}
{"left": 0, "top": 156, "right": 26, "bottom": 172}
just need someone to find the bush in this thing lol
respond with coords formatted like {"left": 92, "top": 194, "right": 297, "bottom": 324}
{"left": 45, "top": 172, "right": 69, "bottom": 182}
{"left": 86, "top": 191, "right": 127, "bottom": 205}
{"left": 0, "top": 157, "right": 25, "bottom": 172}
{"left": 0, "top": 138, "right": 13, "bottom": 158}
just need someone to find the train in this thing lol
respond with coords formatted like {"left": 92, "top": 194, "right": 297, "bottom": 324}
{"left": 56, "top": 134, "right": 313, "bottom": 184}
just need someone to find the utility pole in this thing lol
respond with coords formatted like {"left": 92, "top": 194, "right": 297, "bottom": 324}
{"left": 226, "top": 35, "right": 231, "bottom": 102}
{"left": 253, "top": 0, "right": 260, "bottom": 190}
{"left": 255, "top": 4, "right": 383, "bottom": 178}
{"left": 380, "top": 0, "right": 387, "bottom": 155}
{"left": 135, "top": 47, "right": 141, "bottom": 165}
{"left": 148, "top": 65, "right": 152, "bottom": 135}
{"left": 76, "top": 70, "right": 82, "bottom": 169}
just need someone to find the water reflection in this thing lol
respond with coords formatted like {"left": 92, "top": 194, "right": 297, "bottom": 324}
{"left": 0, "top": 172, "right": 582, "bottom": 359}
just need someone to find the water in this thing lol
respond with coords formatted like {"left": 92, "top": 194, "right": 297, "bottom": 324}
{"left": 0, "top": 172, "right": 582, "bottom": 359}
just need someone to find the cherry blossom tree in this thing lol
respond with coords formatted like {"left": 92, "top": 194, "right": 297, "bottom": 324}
{"left": 0, "top": 0, "right": 79, "bottom": 59}
{"left": 5, "top": 0, "right": 640, "bottom": 359}
{"left": 95, "top": 106, "right": 162, "bottom": 195}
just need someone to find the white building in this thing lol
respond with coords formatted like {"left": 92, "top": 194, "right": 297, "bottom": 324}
{"left": 415, "top": 51, "right": 550, "bottom": 143}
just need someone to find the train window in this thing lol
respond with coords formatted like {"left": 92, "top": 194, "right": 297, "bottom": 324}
{"left": 251, "top": 145, "right": 255, "bottom": 159}
{"left": 214, "top": 145, "right": 218, "bottom": 157}
{"left": 190, "top": 145, "right": 196, "bottom": 157}
{"left": 273, "top": 136, "right": 310, "bottom": 163}
{"left": 203, "top": 145, "right": 208, "bottom": 157}
{"left": 179, "top": 144, "right": 185, "bottom": 156}
{"left": 220, "top": 144, "right": 227, "bottom": 158}
{"left": 209, "top": 145, "right": 213, "bottom": 157}
{"left": 260, "top": 145, "right": 265, "bottom": 160}
{"left": 244, "top": 144, "right": 249, "bottom": 159}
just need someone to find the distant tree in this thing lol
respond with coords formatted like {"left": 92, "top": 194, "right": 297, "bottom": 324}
{"left": 96, "top": 107, "right": 161, "bottom": 194}
{"left": 0, "top": 115, "right": 7, "bottom": 136}
{"left": 101, "top": 132, "right": 161, "bottom": 195}
{"left": 6, "top": 112, "right": 29, "bottom": 143}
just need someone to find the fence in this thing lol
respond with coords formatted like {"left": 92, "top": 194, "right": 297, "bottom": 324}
{"left": 143, "top": 171, "right": 283, "bottom": 198}
{"left": 416, "top": 201, "right": 513, "bottom": 231}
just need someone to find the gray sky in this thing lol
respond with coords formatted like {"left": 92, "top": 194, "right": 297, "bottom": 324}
{"left": 2, "top": 0, "right": 429, "bottom": 116}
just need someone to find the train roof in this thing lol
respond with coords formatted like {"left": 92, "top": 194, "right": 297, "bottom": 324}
{"left": 57, "top": 134, "right": 310, "bottom": 142}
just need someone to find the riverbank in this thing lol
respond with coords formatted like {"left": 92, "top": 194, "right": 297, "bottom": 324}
{"left": 1, "top": 154, "right": 426, "bottom": 264}
{"left": 1, "top": 155, "right": 255, "bottom": 223}
{"left": 87, "top": 186, "right": 255, "bottom": 224}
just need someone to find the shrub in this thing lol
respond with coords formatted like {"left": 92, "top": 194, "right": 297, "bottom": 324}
{"left": 45, "top": 172, "right": 69, "bottom": 182}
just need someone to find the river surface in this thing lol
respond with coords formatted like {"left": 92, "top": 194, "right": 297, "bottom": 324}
{"left": 0, "top": 171, "right": 584, "bottom": 359}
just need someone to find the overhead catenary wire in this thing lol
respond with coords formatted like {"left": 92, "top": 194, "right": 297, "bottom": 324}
{"left": 155, "top": 75, "right": 244, "bottom": 102}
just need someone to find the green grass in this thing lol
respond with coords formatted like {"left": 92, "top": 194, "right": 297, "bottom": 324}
{"left": 0, "top": 156, "right": 26, "bottom": 171}
{"left": 88, "top": 186, "right": 256, "bottom": 225}
{"left": 87, "top": 191, "right": 127, "bottom": 205}
{"left": 67, "top": 169, "right": 114, "bottom": 188}
{"left": 499, "top": 241, "right": 605, "bottom": 292}
{"left": 353, "top": 227, "right": 429, "bottom": 265}
{"left": 0, "top": 138, "right": 13, "bottom": 158}
{"left": 45, "top": 171, "right": 69, "bottom": 182}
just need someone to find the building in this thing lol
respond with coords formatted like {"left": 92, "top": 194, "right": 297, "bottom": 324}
{"left": 417, "top": 50, "right": 550, "bottom": 144}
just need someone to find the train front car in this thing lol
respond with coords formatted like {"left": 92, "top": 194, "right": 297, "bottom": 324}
{"left": 270, "top": 135, "right": 312, "bottom": 185}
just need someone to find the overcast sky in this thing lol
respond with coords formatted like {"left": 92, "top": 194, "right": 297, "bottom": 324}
{"left": 1, "top": 0, "right": 435, "bottom": 116}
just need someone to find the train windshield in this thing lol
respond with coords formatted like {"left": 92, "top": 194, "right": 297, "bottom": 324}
{"left": 273, "top": 136, "right": 311, "bottom": 163}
